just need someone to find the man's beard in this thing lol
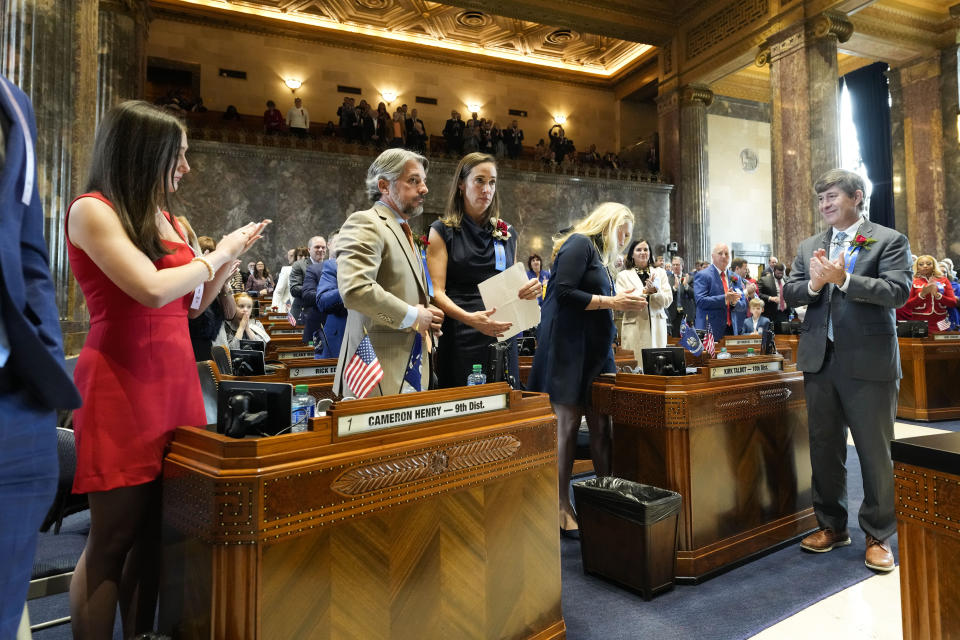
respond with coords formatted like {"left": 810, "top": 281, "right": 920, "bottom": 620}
{"left": 389, "top": 185, "right": 424, "bottom": 217}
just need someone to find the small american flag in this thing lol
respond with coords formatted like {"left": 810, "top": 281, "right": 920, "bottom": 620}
{"left": 344, "top": 335, "right": 383, "bottom": 399}
{"left": 937, "top": 317, "right": 952, "bottom": 332}
{"left": 703, "top": 327, "right": 716, "bottom": 357}
{"left": 287, "top": 311, "right": 297, "bottom": 326}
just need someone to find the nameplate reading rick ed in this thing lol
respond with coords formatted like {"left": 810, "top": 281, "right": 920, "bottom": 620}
{"left": 337, "top": 393, "right": 508, "bottom": 436}
{"left": 289, "top": 364, "right": 338, "bottom": 379}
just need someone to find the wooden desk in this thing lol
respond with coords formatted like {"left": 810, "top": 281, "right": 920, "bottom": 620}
{"left": 593, "top": 356, "right": 815, "bottom": 580}
{"left": 897, "top": 334, "right": 960, "bottom": 421}
{"left": 518, "top": 348, "right": 636, "bottom": 385}
{"left": 159, "top": 384, "right": 564, "bottom": 640}
{"left": 892, "top": 432, "right": 960, "bottom": 640}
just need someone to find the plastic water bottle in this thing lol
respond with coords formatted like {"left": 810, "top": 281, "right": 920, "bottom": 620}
{"left": 746, "top": 347, "right": 756, "bottom": 356}
{"left": 291, "top": 384, "right": 313, "bottom": 432}
{"left": 716, "top": 347, "right": 731, "bottom": 359}
{"left": 466, "top": 364, "right": 487, "bottom": 386}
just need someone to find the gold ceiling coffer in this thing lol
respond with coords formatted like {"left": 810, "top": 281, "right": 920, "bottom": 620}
{"left": 809, "top": 11, "right": 854, "bottom": 43}
{"left": 680, "top": 85, "right": 714, "bottom": 108}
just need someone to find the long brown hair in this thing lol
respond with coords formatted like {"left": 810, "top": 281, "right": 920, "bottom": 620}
{"left": 439, "top": 152, "right": 501, "bottom": 229}
{"left": 85, "top": 101, "right": 186, "bottom": 260}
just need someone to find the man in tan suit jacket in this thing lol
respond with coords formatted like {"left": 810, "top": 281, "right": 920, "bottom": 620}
{"left": 334, "top": 149, "right": 444, "bottom": 397}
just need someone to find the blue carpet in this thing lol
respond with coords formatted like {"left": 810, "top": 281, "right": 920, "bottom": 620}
{"left": 560, "top": 444, "right": 898, "bottom": 640}
{"left": 897, "top": 416, "right": 960, "bottom": 432}
{"left": 30, "top": 446, "right": 894, "bottom": 640}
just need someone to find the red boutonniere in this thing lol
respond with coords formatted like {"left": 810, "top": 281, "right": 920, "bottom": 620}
{"left": 851, "top": 234, "right": 877, "bottom": 251}
{"left": 414, "top": 234, "right": 429, "bottom": 252}
{"left": 729, "top": 273, "right": 739, "bottom": 283}
{"left": 491, "top": 218, "right": 510, "bottom": 241}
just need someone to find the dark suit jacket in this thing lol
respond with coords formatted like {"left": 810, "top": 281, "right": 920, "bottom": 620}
{"left": 315, "top": 259, "right": 346, "bottom": 359}
{"left": 741, "top": 315, "right": 771, "bottom": 335}
{"left": 301, "top": 261, "right": 325, "bottom": 344}
{"left": 694, "top": 265, "right": 746, "bottom": 336}
{"left": 0, "top": 75, "right": 80, "bottom": 409}
{"left": 288, "top": 257, "right": 310, "bottom": 321}
{"left": 757, "top": 273, "right": 791, "bottom": 322}
{"left": 666, "top": 271, "right": 695, "bottom": 324}
{"left": 783, "top": 219, "right": 911, "bottom": 380}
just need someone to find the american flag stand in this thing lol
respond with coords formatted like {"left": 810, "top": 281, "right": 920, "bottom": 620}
{"left": 344, "top": 327, "right": 384, "bottom": 399}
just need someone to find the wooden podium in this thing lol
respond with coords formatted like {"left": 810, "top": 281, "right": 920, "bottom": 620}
{"left": 897, "top": 334, "right": 960, "bottom": 421}
{"left": 159, "top": 383, "right": 565, "bottom": 640}
{"left": 892, "top": 432, "right": 960, "bottom": 639}
{"left": 593, "top": 355, "right": 816, "bottom": 581}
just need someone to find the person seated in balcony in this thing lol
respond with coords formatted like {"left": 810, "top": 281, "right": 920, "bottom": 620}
{"left": 263, "top": 100, "right": 284, "bottom": 135}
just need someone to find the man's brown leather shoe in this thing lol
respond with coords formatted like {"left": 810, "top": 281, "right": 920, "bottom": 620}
{"left": 865, "top": 535, "right": 895, "bottom": 572}
{"left": 800, "top": 528, "right": 851, "bottom": 552}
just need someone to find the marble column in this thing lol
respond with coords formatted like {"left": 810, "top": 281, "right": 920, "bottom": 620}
{"left": 98, "top": 0, "right": 150, "bottom": 120}
{"left": 893, "top": 54, "right": 948, "bottom": 259}
{"left": 763, "top": 12, "right": 851, "bottom": 264}
{"left": 678, "top": 85, "right": 712, "bottom": 263}
{"left": 939, "top": 46, "right": 960, "bottom": 261}
{"left": 1, "top": 0, "right": 99, "bottom": 352}
{"left": 656, "top": 90, "right": 682, "bottom": 252}
{"left": 887, "top": 69, "right": 909, "bottom": 238}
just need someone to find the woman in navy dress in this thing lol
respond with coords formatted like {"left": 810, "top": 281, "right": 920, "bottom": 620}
{"left": 526, "top": 253, "right": 550, "bottom": 306}
{"left": 427, "top": 153, "right": 540, "bottom": 388}
{"left": 527, "top": 203, "right": 643, "bottom": 535}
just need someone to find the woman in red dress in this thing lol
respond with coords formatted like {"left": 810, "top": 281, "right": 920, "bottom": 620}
{"left": 902, "top": 254, "right": 957, "bottom": 333}
{"left": 66, "top": 101, "right": 269, "bottom": 638}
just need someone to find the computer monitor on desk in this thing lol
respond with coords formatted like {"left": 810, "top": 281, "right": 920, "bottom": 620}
{"left": 641, "top": 347, "right": 687, "bottom": 376}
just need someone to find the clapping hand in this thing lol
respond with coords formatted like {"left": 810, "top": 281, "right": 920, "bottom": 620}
{"left": 724, "top": 289, "right": 741, "bottom": 305}
{"left": 611, "top": 288, "right": 646, "bottom": 311}
{"left": 921, "top": 281, "right": 939, "bottom": 297}
{"left": 642, "top": 281, "right": 657, "bottom": 295}
{"left": 810, "top": 248, "right": 846, "bottom": 290}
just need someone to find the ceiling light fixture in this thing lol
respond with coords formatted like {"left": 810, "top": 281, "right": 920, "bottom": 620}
{"left": 284, "top": 78, "right": 302, "bottom": 92}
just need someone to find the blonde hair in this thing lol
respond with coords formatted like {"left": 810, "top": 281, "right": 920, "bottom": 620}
{"left": 234, "top": 292, "right": 254, "bottom": 305}
{"left": 749, "top": 297, "right": 765, "bottom": 310}
{"left": 914, "top": 254, "right": 942, "bottom": 278}
{"left": 552, "top": 202, "right": 634, "bottom": 269}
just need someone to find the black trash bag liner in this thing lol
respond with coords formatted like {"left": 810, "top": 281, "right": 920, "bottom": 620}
{"left": 573, "top": 477, "right": 681, "bottom": 526}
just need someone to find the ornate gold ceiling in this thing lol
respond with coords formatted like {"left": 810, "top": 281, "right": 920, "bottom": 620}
{"left": 154, "top": 0, "right": 655, "bottom": 77}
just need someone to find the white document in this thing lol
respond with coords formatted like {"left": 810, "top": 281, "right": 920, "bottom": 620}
{"left": 477, "top": 262, "right": 541, "bottom": 342}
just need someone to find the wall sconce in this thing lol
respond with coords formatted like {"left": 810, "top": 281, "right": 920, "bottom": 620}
{"left": 284, "top": 78, "right": 302, "bottom": 93}
{"left": 553, "top": 114, "right": 567, "bottom": 125}
{"left": 467, "top": 102, "right": 482, "bottom": 114}
{"left": 382, "top": 90, "right": 397, "bottom": 104}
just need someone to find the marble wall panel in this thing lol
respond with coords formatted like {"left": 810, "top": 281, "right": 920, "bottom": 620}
{"left": 176, "top": 142, "right": 672, "bottom": 272}
{"left": 901, "top": 56, "right": 947, "bottom": 258}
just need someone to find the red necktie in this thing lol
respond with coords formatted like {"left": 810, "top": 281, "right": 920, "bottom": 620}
{"left": 400, "top": 222, "right": 415, "bottom": 251}
{"left": 720, "top": 271, "right": 731, "bottom": 327}
{"left": 777, "top": 279, "right": 786, "bottom": 311}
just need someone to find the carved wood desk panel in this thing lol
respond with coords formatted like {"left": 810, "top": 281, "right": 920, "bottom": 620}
{"left": 893, "top": 432, "right": 960, "bottom": 640}
{"left": 160, "top": 385, "right": 565, "bottom": 640}
{"left": 897, "top": 335, "right": 960, "bottom": 421}
{"left": 593, "top": 357, "right": 816, "bottom": 581}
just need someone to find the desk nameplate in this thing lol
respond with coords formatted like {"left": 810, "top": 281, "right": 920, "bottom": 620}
{"left": 933, "top": 334, "right": 960, "bottom": 341}
{"left": 710, "top": 359, "right": 783, "bottom": 379}
{"left": 278, "top": 350, "right": 314, "bottom": 360}
{"left": 271, "top": 328, "right": 301, "bottom": 336}
{"left": 725, "top": 337, "right": 761, "bottom": 346}
{"left": 266, "top": 314, "right": 288, "bottom": 321}
{"left": 337, "top": 393, "right": 508, "bottom": 436}
{"left": 290, "top": 364, "right": 337, "bottom": 379}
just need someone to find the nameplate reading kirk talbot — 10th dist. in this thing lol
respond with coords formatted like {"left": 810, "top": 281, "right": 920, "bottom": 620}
{"left": 338, "top": 394, "right": 508, "bottom": 436}
{"left": 710, "top": 360, "right": 783, "bottom": 379}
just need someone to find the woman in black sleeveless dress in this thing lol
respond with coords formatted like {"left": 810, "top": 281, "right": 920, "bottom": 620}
{"left": 426, "top": 153, "right": 541, "bottom": 388}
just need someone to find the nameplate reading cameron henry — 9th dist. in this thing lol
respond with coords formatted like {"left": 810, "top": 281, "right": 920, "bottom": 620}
{"left": 337, "top": 394, "right": 508, "bottom": 436}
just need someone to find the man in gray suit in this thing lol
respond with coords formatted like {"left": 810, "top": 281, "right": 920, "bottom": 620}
{"left": 784, "top": 169, "right": 911, "bottom": 573}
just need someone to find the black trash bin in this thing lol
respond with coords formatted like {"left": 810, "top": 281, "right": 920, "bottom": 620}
{"left": 572, "top": 477, "right": 682, "bottom": 600}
